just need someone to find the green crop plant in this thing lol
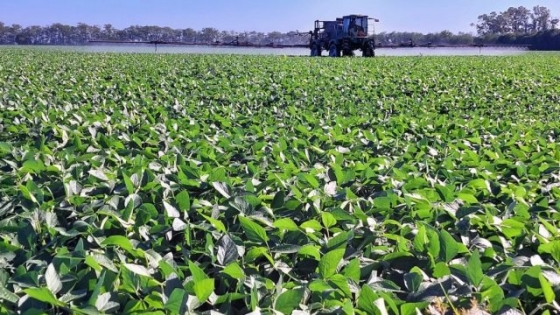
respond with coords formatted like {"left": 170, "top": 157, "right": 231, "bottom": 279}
{"left": 0, "top": 47, "right": 560, "bottom": 314}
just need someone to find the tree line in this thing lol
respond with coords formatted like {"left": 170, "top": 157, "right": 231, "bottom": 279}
{"left": 0, "top": 22, "right": 485, "bottom": 47}
{"left": 0, "top": 22, "right": 310, "bottom": 46}
{"left": 474, "top": 5, "right": 560, "bottom": 50}
{"left": 0, "top": 5, "right": 558, "bottom": 49}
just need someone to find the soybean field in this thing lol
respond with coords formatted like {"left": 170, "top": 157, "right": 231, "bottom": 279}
{"left": 1, "top": 48, "right": 560, "bottom": 314}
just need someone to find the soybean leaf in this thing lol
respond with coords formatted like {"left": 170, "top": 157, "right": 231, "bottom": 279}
{"left": 164, "top": 201, "right": 180, "bottom": 218}
{"left": 0, "top": 286, "right": 19, "bottom": 304}
{"left": 433, "top": 262, "right": 451, "bottom": 279}
{"left": 501, "top": 218, "right": 525, "bottom": 239}
{"left": 439, "top": 230, "right": 459, "bottom": 263}
{"left": 321, "top": 212, "right": 337, "bottom": 229}
{"left": 193, "top": 279, "right": 214, "bottom": 302}
{"left": 223, "top": 263, "right": 245, "bottom": 280}
{"left": 539, "top": 274, "right": 556, "bottom": 304}
{"left": 124, "top": 263, "right": 152, "bottom": 278}
{"left": 175, "top": 190, "right": 191, "bottom": 212}
{"left": 188, "top": 261, "right": 209, "bottom": 282}
{"left": 212, "top": 182, "right": 231, "bottom": 199}
{"left": 404, "top": 269, "right": 423, "bottom": 293}
{"left": 466, "top": 250, "right": 484, "bottom": 288}
{"left": 273, "top": 218, "right": 300, "bottom": 232}
{"left": 343, "top": 259, "right": 361, "bottom": 282}
{"left": 275, "top": 288, "right": 304, "bottom": 315}
{"left": 217, "top": 234, "right": 239, "bottom": 266}
{"left": 165, "top": 289, "right": 186, "bottom": 314}
{"left": 45, "top": 264, "right": 63, "bottom": 295}
{"left": 239, "top": 216, "right": 269, "bottom": 243}
{"left": 319, "top": 247, "right": 346, "bottom": 279}
{"left": 357, "top": 284, "right": 378, "bottom": 314}
{"left": 24, "top": 287, "right": 64, "bottom": 307}
{"left": 95, "top": 292, "right": 119, "bottom": 312}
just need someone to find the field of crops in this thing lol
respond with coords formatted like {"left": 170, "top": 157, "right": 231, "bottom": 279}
{"left": 1, "top": 48, "right": 560, "bottom": 315}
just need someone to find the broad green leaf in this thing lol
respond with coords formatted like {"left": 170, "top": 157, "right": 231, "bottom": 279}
{"left": 439, "top": 230, "right": 459, "bottom": 262}
{"left": 193, "top": 279, "right": 214, "bottom": 302}
{"left": 433, "top": 262, "right": 450, "bottom": 278}
{"left": 539, "top": 273, "right": 556, "bottom": 304}
{"left": 426, "top": 229, "right": 440, "bottom": 259}
{"left": 480, "top": 277, "right": 505, "bottom": 313}
{"left": 326, "top": 230, "right": 350, "bottom": 250}
{"left": 404, "top": 268, "right": 423, "bottom": 293}
{"left": 19, "top": 185, "right": 37, "bottom": 203}
{"left": 85, "top": 255, "right": 102, "bottom": 272}
{"left": 413, "top": 225, "right": 427, "bottom": 253}
{"left": 165, "top": 289, "right": 186, "bottom": 314}
{"left": 122, "top": 172, "right": 134, "bottom": 195}
{"left": 273, "top": 218, "right": 300, "bottom": 231}
{"left": 328, "top": 274, "right": 352, "bottom": 298}
{"left": 343, "top": 259, "right": 361, "bottom": 282}
{"left": 435, "top": 184, "right": 454, "bottom": 202}
{"left": 300, "top": 219, "right": 322, "bottom": 233}
{"left": 538, "top": 240, "right": 560, "bottom": 262}
{"left": 400, "top": 302, "right": 430, "bottom": 315}
{"left": 321, "top": 212, "right": 337, "bottom": 229}
{"left": 24, "top": 287, "right": 64, "bottom": 307}
{"left": 245, "top": 247, "right": 274, "bottom": 264}
{"left": 466, "top": 250, "right": 484, "bottom": 287}
{"left": 501, "top": 218, "right": 525, "bottom": 239}
{"left": 522, "top": 266, "right": 543, "bottom": 297}
{"left": 175, "top": 190, "right": 191, "bottom": 212}
{"left": 457, "top": 192, "right": 478, "bottom": 204}
{"left": 309, "top": 279, "right": 332, "bottom": 292}
{"left": 303, "top": 173, "right": 320, "bottom": 189}
{"left": 92, "top": 254, "right": 118, "bottom": 273}
{"left": 188, "top": 261, "right": 209, "bottom": 282}
{"left": 239, "top": 216, "right": 269, "bottom": 243}
{"left": 468, "top": 179, "right": 488, "bottom": 191}
{"left": 101, "top": 235, "right": 138, "bottom": 256}
{"left": 275, "top": 288, "right": 304, "bottom": 315}
{"left": 373, "top": 197, "right": 392, "bottom": 210}
{"left": 298, "top": 245, "right": 321, "bottom": 260}
{"left": 201, "top": 214, "right": 226, "bottom": 233}
{"left": 271, "top": 191, "right": 286, "bottom": 209}
{"left": 319, "top": 247, "right": 345, "bottom": 279}
{"left": 223, "top": 263, "right": 245, "bottom": 280}
{"left": 21, "top": 159, "right": 46, "bottom": 174}
{"left": 357, "top": 284, "right": 378, "bottom": 314}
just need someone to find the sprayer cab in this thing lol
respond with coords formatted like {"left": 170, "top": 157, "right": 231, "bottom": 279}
{"left": 310, "top": 14, "right": 379, "bottom": 57}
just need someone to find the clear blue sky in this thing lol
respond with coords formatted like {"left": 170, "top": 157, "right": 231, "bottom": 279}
{"left": 1, "top": 0, "right": 559, "bottom": 34}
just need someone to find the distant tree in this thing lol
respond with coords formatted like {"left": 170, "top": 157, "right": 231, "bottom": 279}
{"left": 200, "top": 27, "right": 219, "bottom": 42}
{"left": 532, "top": 5, "right": 551, "bottom": 31}
{"left": 181, "top": 28, "right": 197, "bottom": 42}
{"left": 476, "top": 5, "right": 553, "bottom": 35}
{"left": 103, "top": 24, "right": 115, "bottom": 39}
{"left": 505, "top": 6, "right": 531, "bottom": 33}
{"left": 267, "top": 31, "right": 284, "bottom": 44}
